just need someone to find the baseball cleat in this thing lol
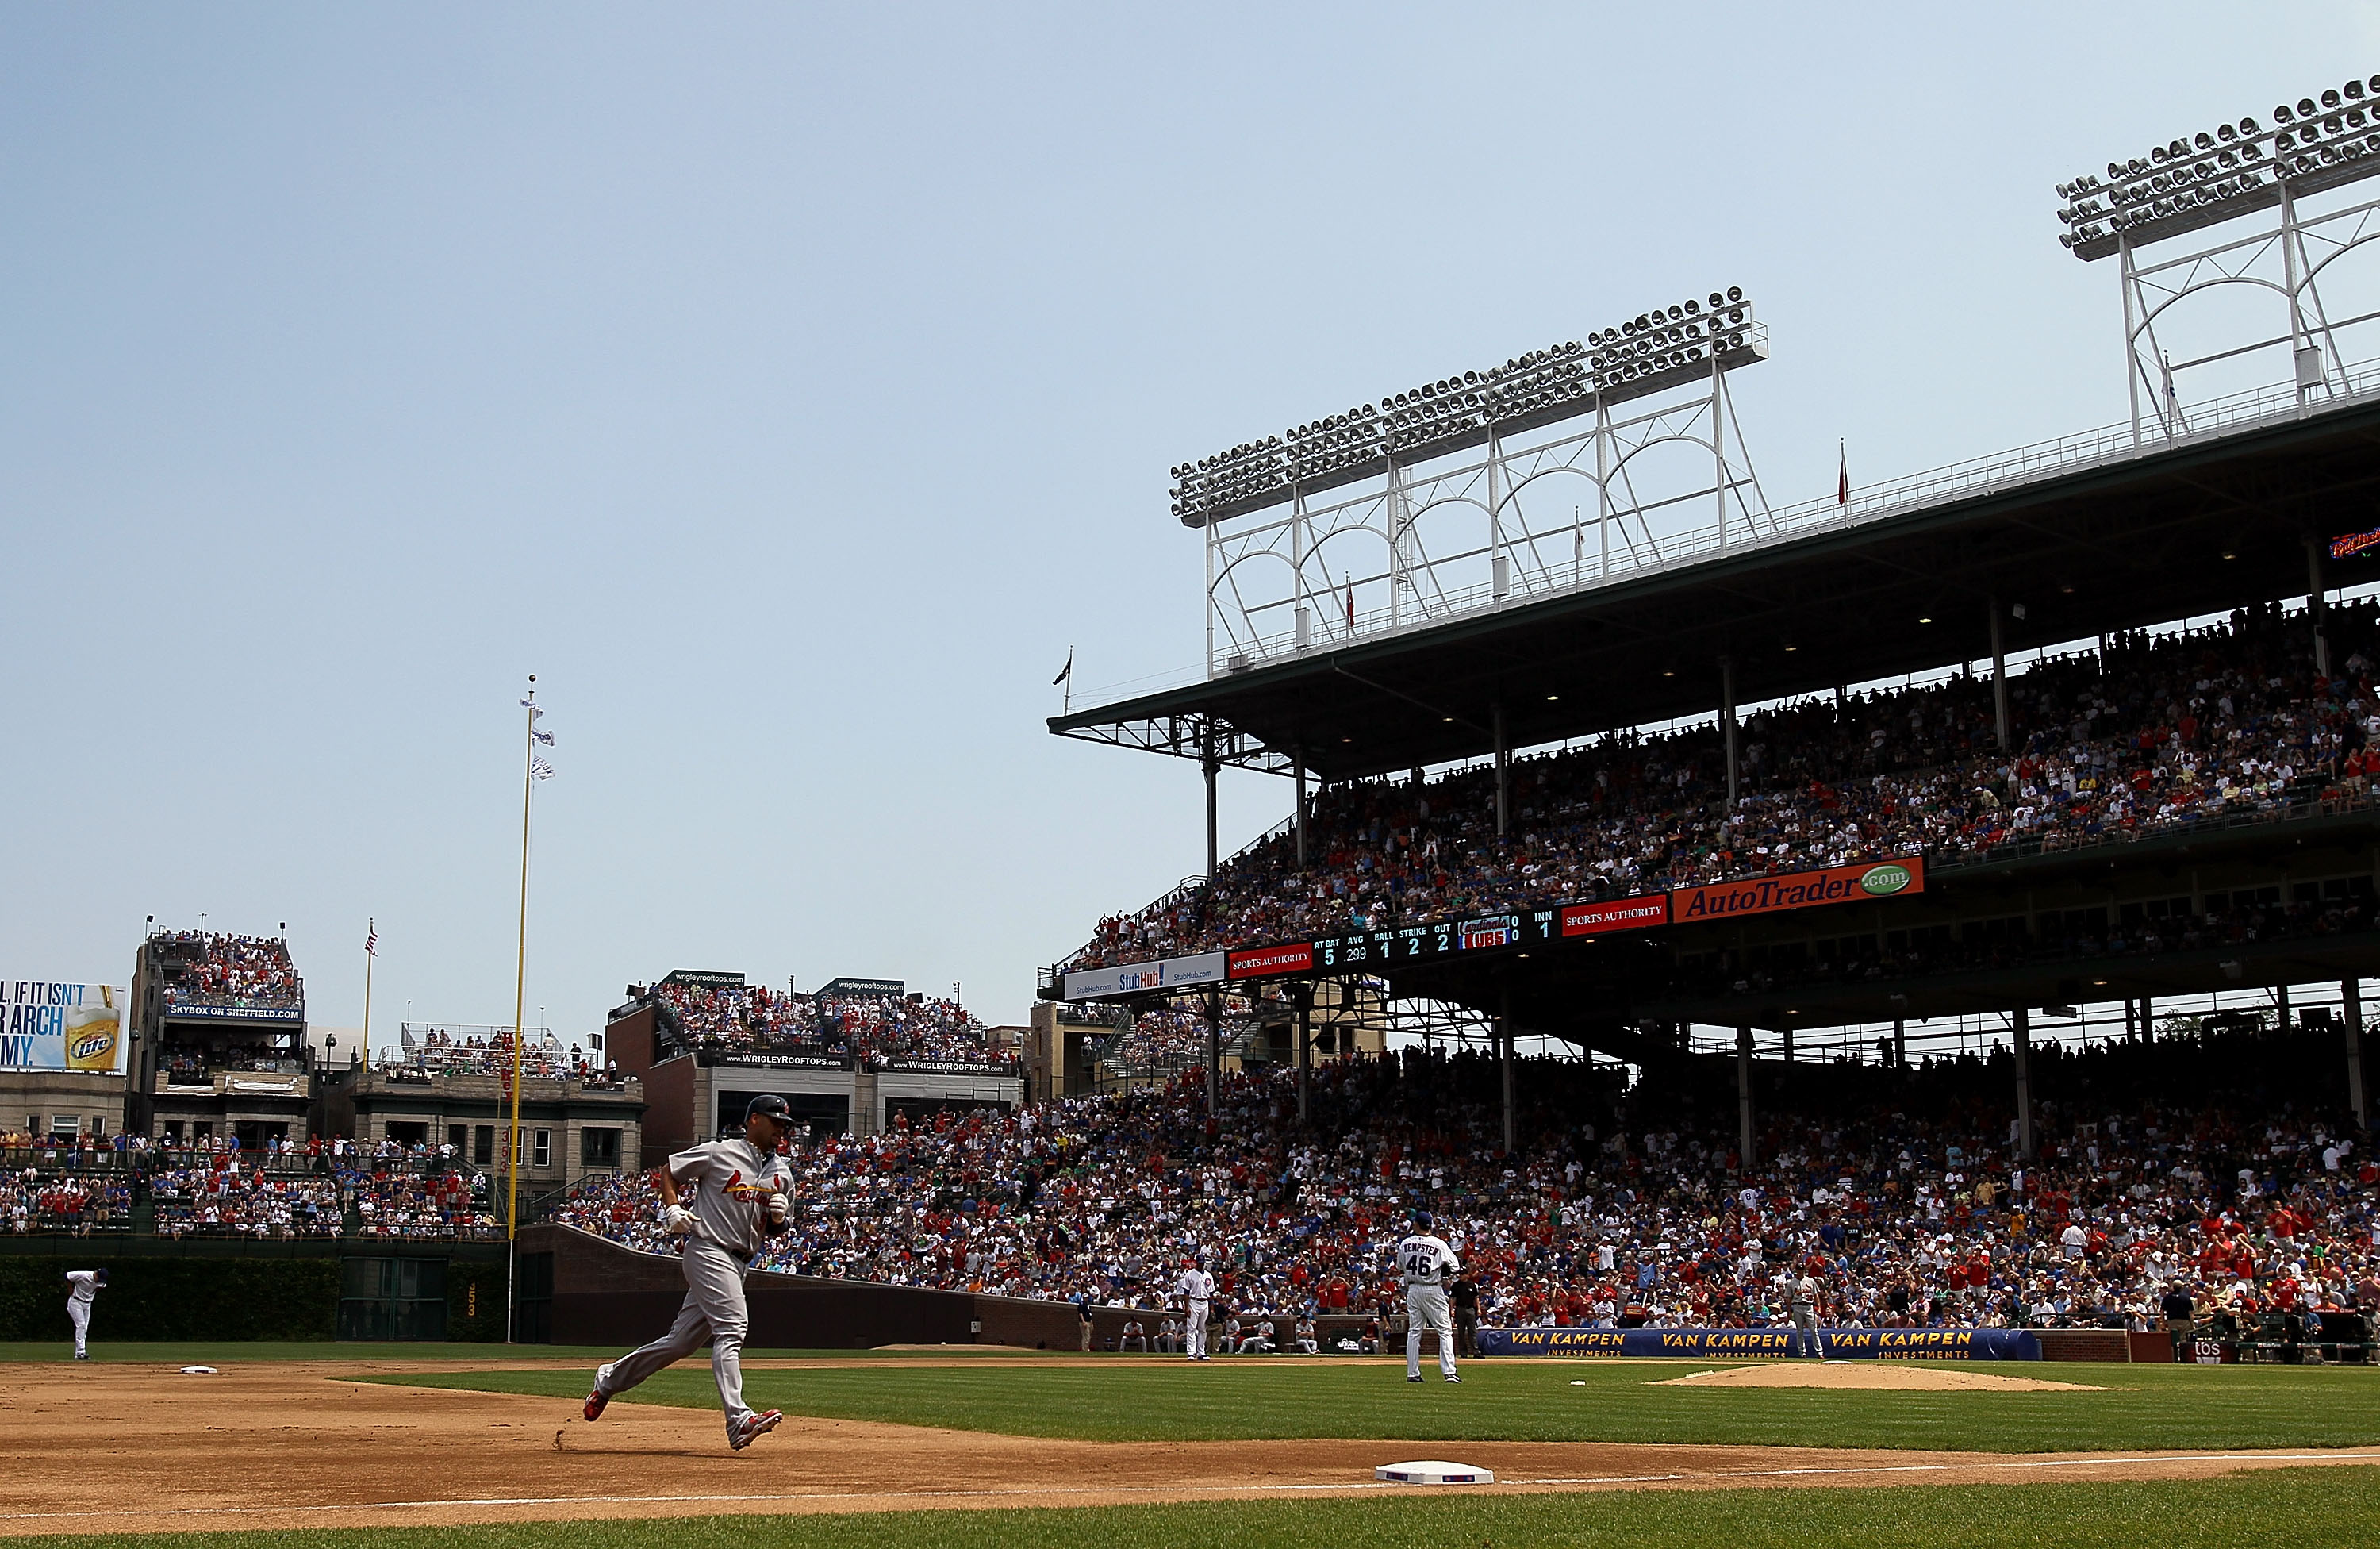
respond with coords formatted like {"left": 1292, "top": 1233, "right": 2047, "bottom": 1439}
{"left": 729, "top": 1409, "right": 783, "bottom": 1451}
{"left": 1445, "top": 1375, "right": 1461, "bottom": 1383}
{"left": 583, "top": 1363, "right": 614, "bottom": 1421}
{"left": 1407, "top": 1374, "right": 1425, "bottom": 1382}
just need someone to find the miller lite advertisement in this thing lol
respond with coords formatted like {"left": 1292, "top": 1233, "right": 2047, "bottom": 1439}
{"left": 0, "top": 978, "right": 129, "bottom": 1074}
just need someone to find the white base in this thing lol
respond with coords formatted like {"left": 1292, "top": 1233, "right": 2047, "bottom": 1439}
{"left": 179, "top": 1366, "right": 219, "bottom": 1375}
{"left": 1376, "top": 1460, "right": 1495, "bottom": 1485}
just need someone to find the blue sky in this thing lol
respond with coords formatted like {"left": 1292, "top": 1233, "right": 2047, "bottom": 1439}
{"left": 4, "top": 4, "right": 2374, "bottom": 1044}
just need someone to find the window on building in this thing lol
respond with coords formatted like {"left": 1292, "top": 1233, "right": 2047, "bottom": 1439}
{"left": 533, "top": 1128, "right": 551, "bottom": 1168}
{"left": 48, "top": 1116, "right": 79, "bottom": 1137}
{"left": 473, "top": 1125, "right": 493, "bottom": 1166}
{"left": 88, "top": 1117, "right": 106, "bottom": 1140}
{"left": 581, "top": 1128, "right": 620, "bottom": 1168}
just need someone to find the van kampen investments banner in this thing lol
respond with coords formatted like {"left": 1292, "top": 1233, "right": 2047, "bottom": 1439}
{"left": 1476, "top": 1325, "right": 2041, "bottom": 1360}
{"left": 0, "top": 979, "right": 129, "bottom": 1074}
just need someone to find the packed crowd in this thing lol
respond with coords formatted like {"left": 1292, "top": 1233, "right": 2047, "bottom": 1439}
{"left": 555, "top": 1026, "right": 2378, "bottom": 1340}
{"left": 157, "top": 932, "right": 304, "bottom": 1010}
{"left": 1067, "top": 600, "right": 2380, "bottom": 971}
{"left": 651, "top": 980, "right": 1013, "bottom": 1067}
{"left": 2, "top": 1167, "right": 132, "bottom": 1233}
{"left": 0, "top": 1135, "right": 505, "bottom": 1239}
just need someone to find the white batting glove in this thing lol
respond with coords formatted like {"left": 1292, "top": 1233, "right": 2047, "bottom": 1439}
{"left": 768, "top": 1191, "right": 789, "bottom": 1224}
{"left": 662, "top": 1203, "right": 696, "bottom": 1235}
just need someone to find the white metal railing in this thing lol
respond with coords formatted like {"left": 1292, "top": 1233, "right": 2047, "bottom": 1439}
{"left": 1204, "top": 356, "right": 2380, "bottom": 675}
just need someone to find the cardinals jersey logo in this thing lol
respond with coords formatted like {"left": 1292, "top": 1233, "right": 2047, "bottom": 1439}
{"left": 720, "top": 1170, "right": 780, "bottom": 1204}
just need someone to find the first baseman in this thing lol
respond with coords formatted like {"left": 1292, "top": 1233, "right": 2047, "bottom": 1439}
{"left": 583, "top": 1094, "right": 796, "bottom": 1450}
{"left": 1395, "top": 1211, "right": 1461, "bottom": 1383}
{"left": 64, "top": 1268, "right": 105, "bottom": 1360}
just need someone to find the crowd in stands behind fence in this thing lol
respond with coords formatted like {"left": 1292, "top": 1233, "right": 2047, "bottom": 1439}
{"left": 554, "top": 1027, "right": 2377, "bottom": 1346}
{"left": 1066, "top": 601, "right": 2380, "bottom": 972}
{"left": 0, "top": 1130, "right": 504, "bottom": 1240}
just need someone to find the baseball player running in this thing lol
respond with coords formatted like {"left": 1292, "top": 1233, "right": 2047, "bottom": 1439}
{"left": 64, "top": 1269, "right": 106, "bottom": 1360}
{"left": 1396, "top": 1211, "right": 1461, "bottom": 1383}
{"left": 1177, "top": 1259, "right": 1215, "bottom": 1361}
{"left": 583, "top": 1094, "right": 797, "bottom": 1450}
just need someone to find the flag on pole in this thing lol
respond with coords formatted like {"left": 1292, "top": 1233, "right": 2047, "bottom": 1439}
{"left": 364, "top": 922, "right": 378, "bottom": 957}
{"left": 1837, "top": 440, "right": 1849, "bottom": 508}
{"left": 1051, "top": 651, "right": 1073, "bottom": 686}
{"left": 532, "top": 726, "right": 555, "bottom": 746}
{"left": 531, "top": 755, "right": 556, "bottom": 781}
{"left": 2161, "top": 352, "right": 2186, "bottom": 432}
{"left": 1344, "top": 574, "right": 1355, "bottom": 631}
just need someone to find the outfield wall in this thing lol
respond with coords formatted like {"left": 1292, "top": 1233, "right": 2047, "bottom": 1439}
{"left": 526, "top": 1224, "right": 1081, "bottom": 1351}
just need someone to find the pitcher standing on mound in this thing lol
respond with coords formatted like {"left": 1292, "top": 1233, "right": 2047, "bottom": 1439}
{"left": 583, "top": 1094, "right": 797, "bottom": 1450}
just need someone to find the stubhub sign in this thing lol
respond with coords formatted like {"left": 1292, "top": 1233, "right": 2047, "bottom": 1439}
{"left": 1063, "top": 951, "right": 1227, "bottom": 1002}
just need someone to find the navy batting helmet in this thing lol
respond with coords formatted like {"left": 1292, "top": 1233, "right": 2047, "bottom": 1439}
{"left": 746, "top": 1094, "right": 793, "bottom": 1125}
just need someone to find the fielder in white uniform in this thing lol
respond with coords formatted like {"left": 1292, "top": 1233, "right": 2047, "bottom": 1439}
{"left": 1396, "top": 1213, "right": 1461, "bottom": 1382}
{"left": 65, "top": 1269, "right": 106, "bottom": 1360}
{"left": 1177, "top": 1261, "right": 1215, "bottom": 1361}
{"left": 584, "top": 1095, "right": 797, "bottom": 1450}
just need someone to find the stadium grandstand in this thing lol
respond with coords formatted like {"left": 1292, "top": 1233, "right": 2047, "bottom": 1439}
{"left": 550, "top": 1032, "right": 2376, "bottom": 1355}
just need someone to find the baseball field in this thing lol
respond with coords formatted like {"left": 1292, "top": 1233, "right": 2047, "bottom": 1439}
{"left": 3, "top": 1345, "right": 2377, "bottom": 1547}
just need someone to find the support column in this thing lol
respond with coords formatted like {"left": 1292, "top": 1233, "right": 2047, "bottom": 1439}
{"left": 1735, "top": 1026, "right": 1756, "bottom": 1170}
{"left": 1492, "top": 703, "right": 1509, "bottom": 838}
{"left": 1293, "top": 755, "right": 1307, "bottom": 868}
{"left": 1295, "top": 984, "right": 1313, "bottom": 1124}
{"left": 2013, "top": 1007, "right": 2036, "bottom": 1161}
{"left": 2309, "top": 539, "right": 2332, "bottom": 677}
{"left": 1499, "top": 986, "right": 1516, "bottom": 1155}
{"left": 2125, "top": 997, "right": 2136, "bottom": 1042}
{"left": 1892, "top": 1017, "right": 1906, "bottom": 1068}
{"left": 1203, "top": 737, "right": 1220, "bottom": 881}
{"left": 1782, "top": 1026, "right": 1795, "bottom": 1062}
{"left": 2140, "top": 993, "right": 2154, "bottom": 1040}
{"left": 1990, "top": 597, "right": 2010, "bottom": 751}
{"left": 2278, "top": 982, "right": 2293, "bottom": 1034}
{"left": 1721, "top": 656, "right": 1740, "bottom": 808}
{"left": 1205, "top": 988, "right": 1221, "bottom": 1116}
{"left": 2343, "top": 977, "right": 2367, "bottom": 1130}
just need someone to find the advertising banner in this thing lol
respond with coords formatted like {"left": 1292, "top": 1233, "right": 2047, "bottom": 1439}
{"left": 1671, "top": 857, "right": 1924, "bottom": 925}
{"left": 1, "top": 979, "right": 129, "bottom": 1074}
{"left": 1477, "top": 1325, "right": 2040, "bottom": 1361}
{"left": 877, "top": 1059, "right": 1019, "bottom": 1077}
{"left": 1561, "top": 896, "right": 1671, "bottom": 936}
{"left": 1064, "top": 959, "right": 1165, "bottom": 1001}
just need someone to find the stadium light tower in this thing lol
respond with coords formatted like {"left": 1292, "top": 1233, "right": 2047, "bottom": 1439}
{"left": 1176, "top": 290, "right": 1771, "bottom": 678}
{"left": 2055, "top": 72, "right": 2380, "bottom": 443}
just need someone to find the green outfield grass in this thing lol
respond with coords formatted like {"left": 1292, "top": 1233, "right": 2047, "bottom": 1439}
{"left": 20, "top": 1468, "right": 2380, "bottom": 1549}
{"left": 367, "top": 1357, "right": 2380, "bottom": 1454}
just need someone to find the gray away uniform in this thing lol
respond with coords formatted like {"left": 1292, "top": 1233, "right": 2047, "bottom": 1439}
{"left": 596, "top": 1138, "right": 792, "bottom": 1432}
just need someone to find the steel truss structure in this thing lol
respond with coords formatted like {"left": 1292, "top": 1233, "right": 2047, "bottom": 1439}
{"left": 2121, "top": 185, "right": 2380, "bottom": 444}
{"left": 1197, "top": 336, "right": 1772, "bottom": 680}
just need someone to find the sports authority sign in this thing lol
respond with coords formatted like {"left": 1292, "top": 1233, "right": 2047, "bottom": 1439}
{"left": 1671, "top": 858, "right": 1923, "bottom": 924}
{"left": 1560, "top": 896, "right": 1672, "bottom": 935}
{"left": 1229, "top": 943, "right": 1315, "bottom": 979}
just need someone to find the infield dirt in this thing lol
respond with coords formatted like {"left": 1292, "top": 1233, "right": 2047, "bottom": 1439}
{"left": 2, "top": 1356, "right": 2375, "bottom": 1536}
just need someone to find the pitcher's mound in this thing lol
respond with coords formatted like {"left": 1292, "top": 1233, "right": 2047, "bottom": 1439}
{"left": 1653, "top": 1363, "right": 2103, "bottom": 1393}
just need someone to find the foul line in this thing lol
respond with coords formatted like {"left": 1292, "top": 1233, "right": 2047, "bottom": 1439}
{"left": 4, "top": 1451, "right": 2378, "bottom": 1524}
